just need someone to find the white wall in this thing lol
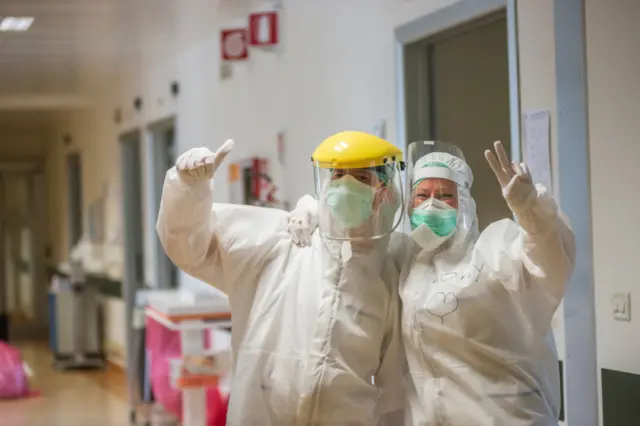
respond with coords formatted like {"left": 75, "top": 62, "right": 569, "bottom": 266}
{"left": 586, "top": 0, "right": 640, "bottom": 377}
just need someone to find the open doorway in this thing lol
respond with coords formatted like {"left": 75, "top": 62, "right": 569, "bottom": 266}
{"left": 1, "top": 168, "right": 47, "bottom": 340}
{"left": 4, "top": 214, "right": 33, "bottom": 337}
{"left": 148, "top": 118, "right": 178, "bottom": 289}
{"left": 401, "top": 11, "right": 512, "bottom": 230}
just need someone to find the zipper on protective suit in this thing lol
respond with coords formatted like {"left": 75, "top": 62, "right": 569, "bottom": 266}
{"left": 298, "top": 246, "right": 344, "bottom": 424}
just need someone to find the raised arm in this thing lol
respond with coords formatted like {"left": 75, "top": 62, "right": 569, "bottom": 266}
{"left": 485, "top": 141, "right": 576, "bottom": 303}
{"left": 157, "top": 140, "right": 288, "bottom": 295}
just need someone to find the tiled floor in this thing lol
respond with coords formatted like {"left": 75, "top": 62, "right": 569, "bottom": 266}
{"left": 0, "top": 342, "right": 132, "bottom": 426}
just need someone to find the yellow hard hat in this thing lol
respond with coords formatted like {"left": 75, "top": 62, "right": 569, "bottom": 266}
{"left": 312, "top": 131, "right": 403, "bottom": 169}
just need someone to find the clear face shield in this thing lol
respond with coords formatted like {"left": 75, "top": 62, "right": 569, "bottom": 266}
{"left": 313, "top": 161, "right": 405, "bottom": 242}
{"left": 407, "top": 141, "right": 474, "bottom": 250}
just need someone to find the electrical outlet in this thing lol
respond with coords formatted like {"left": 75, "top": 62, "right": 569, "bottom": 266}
{"left": 612, "top": 292, "right": 631, "bottom": 321}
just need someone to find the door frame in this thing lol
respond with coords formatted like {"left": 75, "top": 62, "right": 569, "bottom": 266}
{"left": 395, "top": 0, "right": 521, "bottom": 161}
{"left": 145, "top": 117, "right": 178, "bottom": 290}
{"left": 553, "top": 0, "right": 598, "bottom": 423}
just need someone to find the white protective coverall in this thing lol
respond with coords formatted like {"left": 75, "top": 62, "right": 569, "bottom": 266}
{"left": 401, "top": 150, "right": 575, "bottom": 426}
{"left": 157, "top": 145, "right": 405, "bottom": 426}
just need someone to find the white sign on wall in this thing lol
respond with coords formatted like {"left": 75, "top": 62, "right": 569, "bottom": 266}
{"left": 523, "top": 110, "right": 552, "bottom": 191}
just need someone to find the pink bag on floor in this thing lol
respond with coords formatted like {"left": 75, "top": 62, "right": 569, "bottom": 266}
{"left": 0, "top": 342, "right": 30, "bottom": 399}
{"left": 146, "top": 316, "right": 227, "bottom": 426}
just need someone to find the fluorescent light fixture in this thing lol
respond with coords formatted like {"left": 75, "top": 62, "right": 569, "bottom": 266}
{"left": 0, "top": 17, "right": 35, "bottom": 32}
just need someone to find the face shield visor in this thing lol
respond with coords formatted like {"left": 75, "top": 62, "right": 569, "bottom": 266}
{"left": 313, "top": 161, "right": 405, "bottom": 241}
{"left": 407, "top": 141, "right": 474, "bottom": 250}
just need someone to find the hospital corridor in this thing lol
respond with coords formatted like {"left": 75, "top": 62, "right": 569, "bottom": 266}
{"left": 0, "top": 0, "right": 638, "bottom": 426}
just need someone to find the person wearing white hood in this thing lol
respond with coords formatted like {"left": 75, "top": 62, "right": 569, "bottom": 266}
{"left": 289, "top": 140, "right": 575, "bottom": 426}
{"left": 157, "top": 131, "right": 407, "bottom": 426}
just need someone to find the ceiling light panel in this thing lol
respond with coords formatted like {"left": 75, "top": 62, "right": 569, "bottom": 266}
{"left": 0, "top": 17, "right": 35, "bottom": 32}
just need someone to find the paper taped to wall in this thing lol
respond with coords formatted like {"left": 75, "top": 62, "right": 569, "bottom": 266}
{"left": 523, "top": 110, "right": 553, "bottom": 192}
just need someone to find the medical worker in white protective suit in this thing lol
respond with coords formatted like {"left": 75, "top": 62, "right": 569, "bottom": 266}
{"left": 157, "top": 131, "right": 407, "bottom": 426}
{"left": 289, "top": 140, "right": 575, "bottom": 426}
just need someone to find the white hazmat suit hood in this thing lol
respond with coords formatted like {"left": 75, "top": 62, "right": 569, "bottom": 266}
{"left": 409, "top": 152, "right": 478, "bottom": 259}
{"left": 401, "top": 149, "right": 575, "bottom": 426}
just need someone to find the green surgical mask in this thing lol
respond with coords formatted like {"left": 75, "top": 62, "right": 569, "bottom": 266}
{"left": 410, "top": 198, "right": 457, "bottom": 237}
{"left": 325, "top": 176, "right": 375, "bottom": 229}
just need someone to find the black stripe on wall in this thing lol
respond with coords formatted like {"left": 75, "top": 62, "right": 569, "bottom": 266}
{"left": 559, "top": 360, "right": 564, "bottom": 422}
{"left": 602, "top": 368, "right": 640, "bottom": 426}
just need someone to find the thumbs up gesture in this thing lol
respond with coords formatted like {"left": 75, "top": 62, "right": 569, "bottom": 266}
{"left": 176, "top": 139, "right": 235, "bottom": 184}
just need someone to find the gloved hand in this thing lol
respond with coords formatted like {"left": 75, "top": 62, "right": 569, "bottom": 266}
{"left": 485, "top": 140, "right": 537, "bottom": 213}
{"left": 176, "top": 139, "right": 235, "bottom": 184}
{"left": 288, "top": 195, "right": 319, "bottom": 247}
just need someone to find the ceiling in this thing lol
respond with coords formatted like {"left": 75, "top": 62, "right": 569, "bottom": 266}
{"left": 0, "top": 0, "right": 258, "bottom": 110}
{"left": 0, "top": 0, "right": 177, "bottom": 97}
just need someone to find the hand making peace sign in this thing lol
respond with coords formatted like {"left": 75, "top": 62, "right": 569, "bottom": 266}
{"left": 485, "top": 141, "right": 537, "bottom": 212}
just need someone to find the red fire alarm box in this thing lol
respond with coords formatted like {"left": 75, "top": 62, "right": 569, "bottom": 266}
{"left": 249, "top": 12, "right": 279, "bottom": 47}
{"left": 221, "top": 28, "right": 249, "bottom": 61}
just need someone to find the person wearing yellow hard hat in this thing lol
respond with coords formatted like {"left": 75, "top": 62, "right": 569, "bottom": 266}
{"left": 310, "top": 130, "right": 405, "bottom": 241}
{"left": 156, "top": 131, "right": 406, "bottom": 426}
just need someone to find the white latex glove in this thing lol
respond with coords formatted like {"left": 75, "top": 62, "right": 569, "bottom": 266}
{"left": 176, "top": 139, "right": 235, "bottom": 184}
{"left": 288, "top": 195, "right": 319, "bottom": 247}
{"left": 485, "top": 140, "right": 537, "bottom": 213}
